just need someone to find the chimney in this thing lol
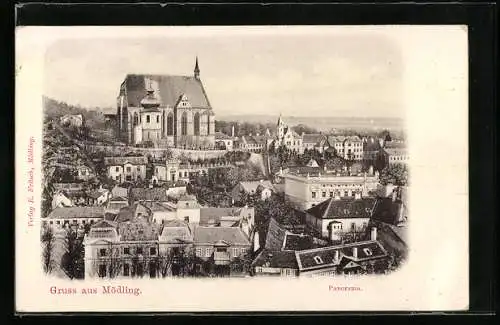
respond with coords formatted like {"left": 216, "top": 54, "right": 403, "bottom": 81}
{"left": 370, "top": 227, "right": 377, "bottom": 241}
{"left": 231, "top": 125, "right": 235, "bottom": 137}
{"left": 352, "top": 247, "right": 358, "bottom": 259}
{"left": 333, "top": 250, "right": 340, "bottom": 263}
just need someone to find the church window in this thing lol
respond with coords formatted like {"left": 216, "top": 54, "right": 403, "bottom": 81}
{"left": 146, "top": 115, "right": 150, "bottom": 123}
{"left": 156, "top": 115, "right": 159, "bottom": 123}
{"left": 207, "top": 114, "right": 211, "bottom": 134}
{"left": 181, "top": 112, "right": 188, "bottom": 135}
{"left": 194, "top": 112, "right": 200, "bottom": 135}
{"left": 167, "top": 113, "right": 174, "bottom": 136}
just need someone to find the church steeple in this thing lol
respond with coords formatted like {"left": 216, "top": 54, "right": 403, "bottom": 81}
{"left": 194, "top": 56, "right": 200, "bottom": 80}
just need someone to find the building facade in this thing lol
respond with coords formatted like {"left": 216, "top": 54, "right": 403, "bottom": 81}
{"left": 116, "top": 58, "right": 216, "bottom": 148}
{"left": 104, "top": 156, "right": 148, "bottom": 183}
{"left": 327, "top": 135, "right": 364, "bottom": 160}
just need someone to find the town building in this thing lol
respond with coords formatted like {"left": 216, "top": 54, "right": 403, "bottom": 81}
{"left": 129, "top": 187, "right": 169, "bottom": 204}
{"left": 51, "top": 191, "right": 74, "bottom": 209}
{"left": 377, "top": 146, "right": 409, "bottom": 168}
{"left": 116, "top": 58, "right": 216, "bottom": 148}
{"left": 304, "top": 197, "right": 376, "bottom": 241}
{"left": 294, "top": 237, "right": 390, "bottom": 276}
{"left": 75, "top": 165, "right": 94, "bottom": 181}
{"left": 274, "top": 115, "right": 303, "bottom": 153}
{"left": 43, "top": 206, "right": 105, "bottom": 230}
{"left": 111, "top": 185, "right": 129, "bottom": 199}
{"left": 214, "top": 132, "right": 234, "bottom": 151}
{"left": 302, "top": 134, "right": 328, "bottom": 153}
{"left": 231, "top": 180, "right": 274, "bottom": 202}
{"left": 237, "top": 134, "right": 273, "bottom": 153}
{"left": 87, "top": 189, "right": 111, "bottom": 206}
{"left": 104, "top": 156, "right": 148, "bottom": 183}
{"left": 281, "top": 165, "right": 379, "bottom": 210}
{"left": 105, "top": 196, "right": 129, "bottom": 215}
{"left": 156, "top": 159, "right": 231, "bottom": 183}
{"left": 327, "top": 135, "right": 364, "bottom": 160}
{"left": 60, "top": 114, "right": 84, "bottom": 127}
{"left": 362, "top": 136, "right": 382, "bottom": 164}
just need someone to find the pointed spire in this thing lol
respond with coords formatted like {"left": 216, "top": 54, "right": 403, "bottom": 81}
{"left": 194, "top": 56, "right": 200, "bottom": 79}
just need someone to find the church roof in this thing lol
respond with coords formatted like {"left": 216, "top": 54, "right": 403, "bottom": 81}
{"left": 121, "top": 74, "right": 212, "bottom": 109}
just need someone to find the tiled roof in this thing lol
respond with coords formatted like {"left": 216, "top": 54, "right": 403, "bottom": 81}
{"left": 104, "top": 156, "right": 147, "bottom": 166}
{"left": 282, "top": 233, "right": 316, "bottom": 251}
{"left": 193, "top": 226, "right": 250, "bottom": 245}
{"left": 383, "top": 140, "right": 406, "bottom": 149}
{"left": 91, "top": 219, "right": 117, "bottom": 229}
{"left": 263, "top": 218, "right": 287, "bottom": 251}
{"left": 371, "top": 198, "right": 402, "bottom": 225}
{"left": 123, "top": 74, "right": 211, "bottom": 109}
{"left": 199, "top": 207, "right": 244, "bottom": 225}
{"left": 306, "top": 197, "right": 376, "bottom": 220}
{"left": 327, "top": 135, "right": 362, "bottom": 145}
{"left": 252, "top": 249, "right": 298, "bottom": 269}
{"left": 46, "top": 207, "right": 105, "bottom": 219}
{"left": 130, "top": 187, "right": 168, "bottom": 202}
{"left": 140, "top": 200, "right": 176, "bottom": 212}
{"left": 384, "top": 148, "right": 408, "bottom": 156}
{"left": 295, "top": 240, "right": 388, "bottom": 271}
{"left": 113, "top": 203, "right": 152, "bottom": 223}
{"left": 109, "top": 196, "right": 128, "bottom": 202}
{"left": 118, "top": 218, "right": 161, "bottom": 241}
{"left": 238, "top": 180, "right": 274, "bottom": 193}
{"left": 160, "top": 220, "right": 192, "bottom": 243}
{"left": 214, "top": 132, "right": 233, "bottom": 140}
{"left": 302, "top": 134, "right": 326, "bottom": 144}
{"left": 88, "top": 190, "right": 106, "bottom": 199}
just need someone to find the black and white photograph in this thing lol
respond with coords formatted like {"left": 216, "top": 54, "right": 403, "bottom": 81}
{"left": 16, "top": 26, "right": 468, "bottom": 312}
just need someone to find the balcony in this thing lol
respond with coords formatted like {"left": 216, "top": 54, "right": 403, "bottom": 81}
{"left": 214, "top": 251, "right": 230, "bottom": 265}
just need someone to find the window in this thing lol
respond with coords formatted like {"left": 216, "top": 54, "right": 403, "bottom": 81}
{"left": 322, "top": 192, "right": 326, "bottom": 198}
{"left": 196, "top": 247, "right": 202, "bottom": 256}
{"left": 166, "top": 113, "right": 174, "bottom": 136}
{"left": 99, "top": 248, "right": 106, "bottom": 257}
{"left": 205, "top": 247, "right": 211, "bottom": 257}
{"left": 184, "top": 216, "right": 190, "bottom": 223}
{"left": 351, "top": 223, "right": 356, "bottom": 231}
{"left": 136, "top": 247, "right": 143, "bottom": 254}
{"left": 126, "top": 167, "right": 131, "bottom": 172}
{"left": 123, "top": 264, "right": 130, "bottom": 276}
{"left": 313, "top": 256, "right": 324, "bottom": 264}
{"left": 179, "top": 172, "right": 182, "bottom": 178}
{"left": 311, "top": 192, "right": 316, "bottom": 199}
{"left": 329, "top": 191, "right": 333, "bottom": 197}
{"left": 137, "top": 166, "right": 140, "bottom": 171}
{"left": 115, "top": 167, "right": 119, "bottom": 172}
{"left": 150, "top": 247, "right": 156, "bottom": 255}
{"left": 146, "top": 115, "right": 150, "bottom": 123}
{"left": 56, "top": 221, "right": 60, "bottom": 225}
{"left": 124, "top": 247, "right": 130, "bottom": 254}
{"left": 156, "top": 115, "right": 159, "bottom": 123}
{"left": 181, "top": 112, "right": 188, "bottom": 135}
{"left": 363, "top": 248, "right": 373, "bottom": 256}
{"left": 49, "top": 221, "right": 53, "bottom": 225}
{"left": 98, "top": 264, "right": 106, "bottom": 278}
{"left": 194, "top": 112, "right": 200, "bottom": 135}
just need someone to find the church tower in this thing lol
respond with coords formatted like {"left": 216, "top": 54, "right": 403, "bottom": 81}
{"left": 194, "top": 56, "right": 200, "bottom": 80}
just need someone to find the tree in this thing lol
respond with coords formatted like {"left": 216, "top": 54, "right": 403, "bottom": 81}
{"left": 158, "top": 248, "right": 176, "bottom": 277}
{"left": 379, "top": 164, "right": 409, "bottom": 186}
{"left": 41, "top": 226, "right": 56, "bottom": 274}
{"left": 61, "top": 228, "right": 85, "bottom": 279}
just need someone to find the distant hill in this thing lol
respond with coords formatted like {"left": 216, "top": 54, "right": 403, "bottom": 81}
{"left": 216, "top": 114, "right": 405, "bottom": 132}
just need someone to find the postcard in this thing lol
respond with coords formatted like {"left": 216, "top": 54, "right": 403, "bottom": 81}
{"left": 15, "top": 25, "right": 468, "bottom": 312}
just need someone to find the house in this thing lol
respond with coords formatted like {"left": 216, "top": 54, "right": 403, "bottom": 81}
{"left": 327, "top": 135, "right": 364, "bottom": 160}
{"left": 199, "top": 206, "right": 255, "bottom": 238}
{"left": 377, "top": 147, "right": 409, "bottom": 168}
{"left": 75, "top": 165, "right": 94, "bottom": 181}
{"left": 214, "top": 132, "right": 234, "bottom": 151}
{"left": 114, "top": 203, "right": 153, "bottom": 223}
{"left": 304, "top": 197, "right": 376, "bottom": 241}
{"left": 105, "top": 196, "right": 129, "bottom": 215}
{"left": 140, "top": 201, "right": 178, "bottom": 224}
{"left": 176, "top": 195, "right": 201, "bottom": 224}
{"left": 275, "top": 115, "right": 303, "bottom": 153}
{"left": 83, "top": 217, "right": 162, "bottom": 279}
{"left": 104, "top": 156, "right": 148, "bottom": 183}
{"left": 302, "top": 134, "right": 328, "bottom": 153}
{"left": 129, "top": 187, "right": 169, "bottom": 204}
{"left": 43, "top": 206, "right": 105, "bottom": 230}
{"left": 111, "top": 185, "right": 129, "bottom": 199}
{"left": 192, "top": 226, "right": 252, "bottom": 276}
{"left": 60, "top": 114, "right": 84, "bottom": 127}
{"left": 51, "top": 191, "right": 74, "bottom": 209}
{"left": 87, "top": 189, "right": 110, "bottom": 206}
{"left": 294, "top": 237, "right": 390, "bottom": 276}
{"left": 281, "top": 164, "right": 379, "bottom": 210}
{"left": 231, "top": 180, "right": 274, "bottom": 202}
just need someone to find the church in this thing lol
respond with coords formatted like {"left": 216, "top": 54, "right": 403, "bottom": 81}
{"left": 116, "top": 58, "right": 216, "bottom": 148}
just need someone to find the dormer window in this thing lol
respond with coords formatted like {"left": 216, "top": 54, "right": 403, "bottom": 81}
{"left": 313, "top": 256, "right": 324, "bottom": 264}
{"left": 363, "top": 248, "right": 373, "bottom": 256}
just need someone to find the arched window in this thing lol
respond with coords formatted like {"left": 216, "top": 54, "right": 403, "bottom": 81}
{"left": 133, "top": 113, "right": 139, "bottom": 126}
{"left": 181, "top": 112, "right": 188, "bottom": 136}
{"left": 194, "top": 112, "right": 200, "bottom": 136}
{"left": 166, "top": 112, "right": 174, "bottom": 136}
{"left": 207, "top": 114, "right": 211, "bottom": 135}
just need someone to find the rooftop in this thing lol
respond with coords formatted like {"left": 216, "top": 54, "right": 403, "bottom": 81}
{"left": 46, "top": 206, "right": 105, "bottom": 219}
{"left": 104, "top": 156, "right": 148, "bottom": 166}
{"left": 199, "top": 207, "right": 247, "bottom": 226}
{"left": 130, "top": 187, "right": 168, "bottom": 202}
{"left": 295, "top": 240, "right": 388, "bottom": 271}
{"left": 252, "top": 249, "right": 298, "bottom": 269}
{"left": 193, "top": 226, "right": 250, "bottom": 246}
{"left": 118, "top": 217, "right": 161, "bottom": 241}
{"left": 302, "top": 134, "right": 326, "bottom": 145}
{"left": 306, "top": 197, "right": 376, "bottom": 220}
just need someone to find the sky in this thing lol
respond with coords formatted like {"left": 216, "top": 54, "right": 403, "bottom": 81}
{"left": 43, "top": 27, "right": 404, "bottom": 118}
